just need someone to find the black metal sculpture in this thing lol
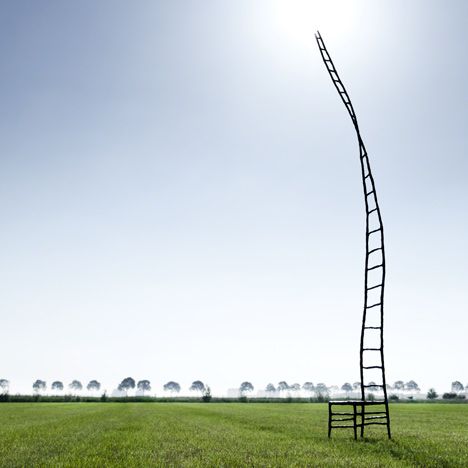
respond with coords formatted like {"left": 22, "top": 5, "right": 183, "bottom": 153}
{"left": 315, "top": 31, "right": 391, "bottom": 439}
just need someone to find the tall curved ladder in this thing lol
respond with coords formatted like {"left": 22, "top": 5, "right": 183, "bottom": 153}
{"left": 315, "top": 31, "right": 391, "bottom": 439}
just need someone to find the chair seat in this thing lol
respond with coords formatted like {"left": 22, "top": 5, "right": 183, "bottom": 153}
{"left": 328, "top": 399, "right": 390, "bottom": 439}
{"left": 329, "top": 399, "right": 386, "bottom": 405}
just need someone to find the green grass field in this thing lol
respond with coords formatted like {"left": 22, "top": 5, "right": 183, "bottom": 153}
{"left": 0, "top": 403, "right": 467, "bottom": 467}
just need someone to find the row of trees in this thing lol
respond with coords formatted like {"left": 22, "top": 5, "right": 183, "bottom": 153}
{"left": 426, "top": 382, "right": 468, "bottom": 400}
{"left": 388, "top": 381, "right": 467, "bottom": 394}
{"left": 31, "top": 379, "right": 102, "bottom": 393}
{"left": 115, "top": 378, "right": 168, "bottom": 395}
{"left": 1, "top": 379, "right": 466, "bottom": 396}
{"left": 247, "top": 380, "right": 464, "bottom": 396}
{"left": 264, "top": 382, "right": 329, "bottom": 394}
{"left": 23, "top": 379, "right": 209, "bottom": 395}
{"left": 262, "top": 380, "right": 422, "bottom": 394}
{"left": 116, "top": 378, "right": 209, "bottom": 395}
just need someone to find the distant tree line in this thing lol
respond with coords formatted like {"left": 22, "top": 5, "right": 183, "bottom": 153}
{"left": 0, "top": 378, "right": 466, "bottom": 399}
{"left": 262, "top": 380, "right": 422, "bottom": 395}
{"left": 263, "top": 382, "right": 332, "bottom": 396}
{"left": 32, "top": 379, "right": 103, "bottom": 394}
{"left": 22, "top": 379, "right": 213, "bottom": 396}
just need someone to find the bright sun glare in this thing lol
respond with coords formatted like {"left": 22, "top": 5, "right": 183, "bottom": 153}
{"left": 273, "top": 0, "right": 357, "bottom": 45}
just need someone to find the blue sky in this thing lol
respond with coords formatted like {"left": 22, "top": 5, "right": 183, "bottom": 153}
{"left": 0, "top": 0, "right": 467, "bottom": 395}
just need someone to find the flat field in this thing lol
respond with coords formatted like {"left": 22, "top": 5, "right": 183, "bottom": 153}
{"left": 0, "top": 403, "right": 467, "bottom": 467}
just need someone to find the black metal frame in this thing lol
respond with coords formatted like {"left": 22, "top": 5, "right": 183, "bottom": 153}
{"left": 315, "top": 31, "right": 391, "bottom": 439}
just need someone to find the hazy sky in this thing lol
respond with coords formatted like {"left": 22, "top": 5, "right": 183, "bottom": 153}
{"left": 1, "top": 0, "right": 467, "bottom": 395}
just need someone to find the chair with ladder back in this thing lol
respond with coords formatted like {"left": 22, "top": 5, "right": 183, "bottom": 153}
{"left": 315, "top": 31, "right": 391, "bottom": 440}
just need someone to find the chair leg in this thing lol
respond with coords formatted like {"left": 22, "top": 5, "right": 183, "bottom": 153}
{"left": 353, "top": 403, "right": 357, "bottom": 440}
{"left": 360, "top": 403, "right": 365, "bottom": 438}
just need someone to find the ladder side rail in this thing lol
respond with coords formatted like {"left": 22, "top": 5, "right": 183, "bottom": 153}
{"left": 316, "top": 37, "right": 359, "bottom": 128}
{"left": 361, "top": 138, "right": 389, "bottom": 428}
{"left": 316, "top": 33, "right": 372, "bottom": 403}
{"left": 315, "top": 30, "right": 388, "bottom": 404}
{"left": 359, "top": 145, "right": 370, "bottom": 402}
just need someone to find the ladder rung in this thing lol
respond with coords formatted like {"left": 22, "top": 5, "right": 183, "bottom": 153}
{"left": 364, "top": 415, "right": 387, "bottom": 420}
{"left": 358, "top": 411, "right": 387, "bottom": 415}
{"left": 364, "top": 173, "right": 370, "bottom": 179}
{"left": 363, "top": 384, "right": 384, "bottom": 388}
{"left": 367, "top": 284, "right": 382, "bottom": 290}
{"left": 363, "top": 348, "right": 381, "bottom": 351}
{"left": 366, "top": 302, "right": 382, "bottom": 308}
{"left": 364, "top": 326, "right": 381, "bottom": 330}
{"left": 368, "top": 228, "right": 382, "bottom": 235}
{"left": 368, "top": 247, "right": 382, "bottom": 254}
{"left": 366, "top": 190, "right": 374, "bottom": 196}
{"left": 367, "top": 265, "right": 383, "bottom": 272}
{"left": 331, "top": 417, "right": 355, "bottom": 422}
{"left": 363, "top": 366, "right": 382, "bottom": 369}
{"left": 368, "top": 207, "right": 377, "bottom": 214}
